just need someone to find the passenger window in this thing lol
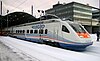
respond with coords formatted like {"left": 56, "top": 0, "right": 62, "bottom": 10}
{"left": 62, "top": 25, "right": 70, "bottom": 33}
{"left": 27, "top": 30, "right": 29, "bottom": 33}
{"left": 23, "top": 30, "right": 25, "bottom": 33}
{"left": 30, "top": 30, "right": 33, "bottom": 33}
{"left": 18, "top": 30, "right": 19, "bottom": 33}
{"left": 45, "top": 29, "right": 48, "bottom": 34}
{"left": 17, "top": 30, "right": 18, "bottom": 33}
{"left": 34, "top": 30, "right": 38, "bottom": 34}
{"left": 16, "top": 30, "right": 17, "bottom": 33}
{"left": 39, "top": 29, "right": 43, "bottom": 34}
{"left": 20, "top": 30, "right": 22, "bottom": 33}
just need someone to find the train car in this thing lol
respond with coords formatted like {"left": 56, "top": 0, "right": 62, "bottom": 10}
{"left": 6, "top": 14, "right": 93, "bottom": 50}
{"left": 0, "top": 31, "right": 7, "bottom": 36}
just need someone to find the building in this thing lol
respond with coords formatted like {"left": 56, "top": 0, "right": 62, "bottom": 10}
{"left": 45, "top": 2, "right": 99, "bottom": 33}
{"left": 92, "top": 10, "right": 100, "bottom": 20}
{"left": 92, "top": 9, "right": 100, "bottom": 33}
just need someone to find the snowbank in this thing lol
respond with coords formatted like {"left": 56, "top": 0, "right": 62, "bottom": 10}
{"left": 90, "top": 34, "right": 97, "bottom": 41}
{"left": 0, "top": 41, "right": 32, "bottom": 61}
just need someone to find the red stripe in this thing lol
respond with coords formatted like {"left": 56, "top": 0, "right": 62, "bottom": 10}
{"left": 27, "top": 36, "right": 75, "bottom": 44}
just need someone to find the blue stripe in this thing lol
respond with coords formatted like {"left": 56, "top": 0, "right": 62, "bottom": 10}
{"left": 59, "top": 42, "right": 93, "bottom": 51}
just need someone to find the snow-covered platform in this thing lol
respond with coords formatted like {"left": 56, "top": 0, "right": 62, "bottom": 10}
{"left": 0, "top": 38, "right": 36, "bottom": 61}
{"left": 0, "top": 35, "right": 100, "bottom": 61}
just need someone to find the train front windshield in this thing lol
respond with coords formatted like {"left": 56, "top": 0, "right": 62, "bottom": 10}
{"left": 69, "top": 23, "right": 90, "bottom": 38}
{"left": 69, "top": 23, "right": 86, "bottom": 33}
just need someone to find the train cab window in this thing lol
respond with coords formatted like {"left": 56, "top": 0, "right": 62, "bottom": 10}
{"left": 45, "top": 29, "right": 48, "bottom": 34}
{"left": 69, "top": 23, "right": 86, "bottom": 33}
{"left": 34, "top": 30, "right": 38, "bottom": 34}
{"left": 30, "top": 30, "right": 33, "bottom": 33}
{"left": 39, "top": 29, "right": 43, "bottom": 34}
{"left": 62, "top": 25, "right": 70, "bottom": 33}
{"left": 27, "top": 30, "right": 29, "bottom": 33}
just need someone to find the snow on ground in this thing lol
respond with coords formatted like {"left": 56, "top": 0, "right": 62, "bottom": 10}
{"left": 0, "top": 40, "right": 36, "bottom": 61}
{"left": 0, "top": 34, "right": 100, "bottom": 61}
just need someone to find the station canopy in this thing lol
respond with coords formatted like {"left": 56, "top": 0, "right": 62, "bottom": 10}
{"left": 0, "top": 12, "right": 37, "bottom": 28}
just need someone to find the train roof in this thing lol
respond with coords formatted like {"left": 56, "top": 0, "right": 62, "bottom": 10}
{"left": 38, "top": 14, "right": 60, "bottom": 20}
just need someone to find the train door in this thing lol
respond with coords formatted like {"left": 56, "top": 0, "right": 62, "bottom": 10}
{"left": 52, "top": 22, "right": 61, "bottom": 41}
{"left": 61, "top": 23, "right": 71, "bottom": 42}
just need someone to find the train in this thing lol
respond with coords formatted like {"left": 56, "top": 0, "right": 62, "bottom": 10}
{"left": 4, "top": 14, "right": 93, "bottom": 50}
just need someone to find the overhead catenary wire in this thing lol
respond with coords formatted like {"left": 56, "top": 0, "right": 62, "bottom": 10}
{"left": 10, "top": 0, "right": 28, "bottom": 12}
{"left": 2, "top": 0, "right": 23, "bottom": 9}
{"left": 7, "top": 0, "right": 54, "bottom": 11}
{"left": 5, "top": 0, "right": 28, "bottom": 11}
{"left": 1, "top": 0, "right": 55, "bottom": 15}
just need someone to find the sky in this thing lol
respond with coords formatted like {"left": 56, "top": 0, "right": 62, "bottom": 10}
{"left": 0, "top": 0, "right": 100, "bottom": 17}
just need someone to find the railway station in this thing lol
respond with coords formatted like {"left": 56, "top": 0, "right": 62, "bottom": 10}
{"left": 0, "top": 0, "right": 100, "bottom": 61}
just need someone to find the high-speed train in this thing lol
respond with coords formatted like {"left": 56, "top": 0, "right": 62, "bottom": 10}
{"left": 5, "top": 14, "right": 93, "bottom": 50}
